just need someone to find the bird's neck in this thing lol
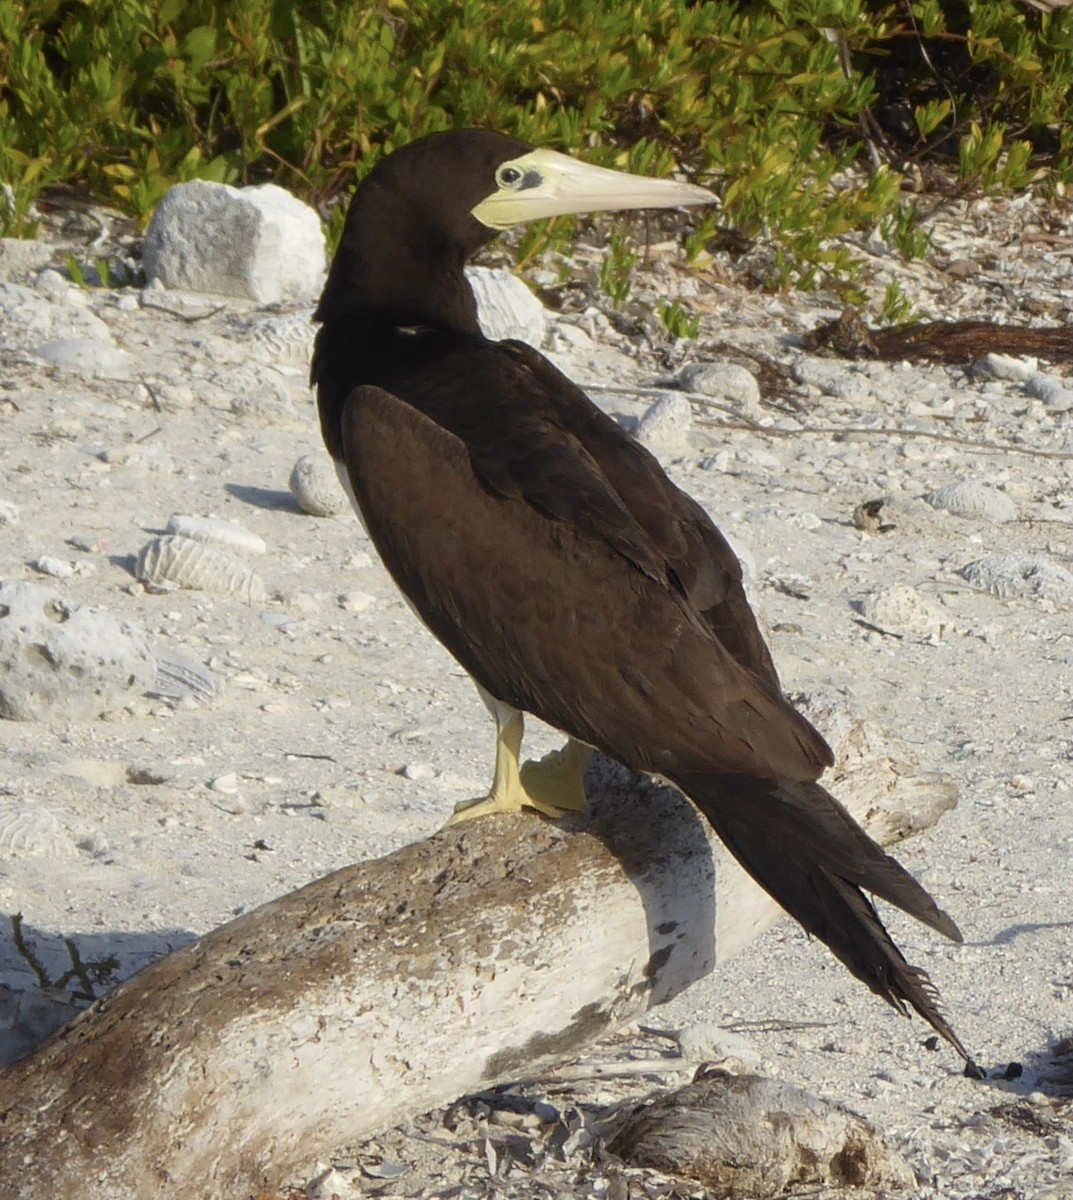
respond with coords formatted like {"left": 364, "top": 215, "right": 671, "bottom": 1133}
{"left": 315, "top": 182, "right": 483, "bottom": 338}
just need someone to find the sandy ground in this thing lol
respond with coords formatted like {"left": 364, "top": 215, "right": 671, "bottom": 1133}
{"left": 0, "top": 185, "right": 1071, "bottom": 1197}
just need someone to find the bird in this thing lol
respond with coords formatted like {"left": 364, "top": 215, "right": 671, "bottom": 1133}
{"left": 311, "top": 128, "right": 976, "bottom": 1069}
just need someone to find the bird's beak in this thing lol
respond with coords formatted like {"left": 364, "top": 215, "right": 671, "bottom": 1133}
{"left": 471, "top": 148, "right": 715, "bottom": 230}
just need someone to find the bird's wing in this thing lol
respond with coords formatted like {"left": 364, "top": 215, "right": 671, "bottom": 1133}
{"left": 338, "top": 381, "right": 831, "bottom": 783}
{"left": 500, "top": 340, "right": 780, "bottom": 681}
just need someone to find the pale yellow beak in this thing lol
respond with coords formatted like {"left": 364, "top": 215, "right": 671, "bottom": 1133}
{"left": 471, "top": 148, "right": 715, "bottom": 230}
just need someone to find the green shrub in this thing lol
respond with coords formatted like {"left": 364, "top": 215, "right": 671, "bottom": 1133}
{"left": 2, "top": 0, "right": 1068, "bottom": 291}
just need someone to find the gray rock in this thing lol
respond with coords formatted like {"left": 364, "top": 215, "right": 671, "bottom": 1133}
{"left": 925, "top": 480, "right": 1017, "bottom": 523}
{"left": 467, "top": 266, "right": 546, "bottom": 347}
{"left": 0, "top": 581, "right": 156, "bottom": 721}
{"left": 144, "top": 180, "right": 326, "bottom": 302}
{"left": 290, "top": 453, "right": 349, "bottom": 517}
{"left": 0, "top": 238, "right": 54, "bottom": 282}
{"left": 674, "top": 1022, "right": 762, "bottom": 1071}
{"left": 677, "top": 360, "right": 761, "bottom": 409}
{"left": 165, "top": 514, "right": 266, "bottom": 557}
{"left": 792, "top": 357, "right": 871, "bottom": 402}
{"left": 0, "top": 281, "right": 112, "bottom": 345}
{"left": 31, "top": 337, "right": 133, "bottom": 379}
{"left": 1025, "top": 372, "right": 1073, "bottom": 413}
{"left": 634, "top": 392, "right": 693, "bottom": 459}
{"left": 973, "top": 352, "right": 1037, "bottom": 383}
{"left": 961, "top": 554, "right": 1073, "bottom": 607}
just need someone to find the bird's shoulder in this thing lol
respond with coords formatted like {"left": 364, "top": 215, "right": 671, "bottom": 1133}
{"left": 371, "top": 333, "right": 780, "bottom": 684}
{"left": 496, "top": 340, "right": 780, "bottom": 681}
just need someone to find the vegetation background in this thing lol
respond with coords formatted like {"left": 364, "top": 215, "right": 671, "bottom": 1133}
{"left": 1, "top": 0, "right": 1069, "bottom": 295}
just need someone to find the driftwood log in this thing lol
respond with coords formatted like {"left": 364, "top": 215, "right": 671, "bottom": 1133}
{"left": 0, "top": 704, "right": 956, "bottom": 1200}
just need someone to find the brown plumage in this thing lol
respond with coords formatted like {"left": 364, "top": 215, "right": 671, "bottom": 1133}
{"left": 312, "top": 129, "right": 976, "bottom": 1067}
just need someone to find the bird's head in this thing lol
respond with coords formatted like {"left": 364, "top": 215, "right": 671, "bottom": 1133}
{"left": 317, "top": 129, "right": 714, "bottom": 330}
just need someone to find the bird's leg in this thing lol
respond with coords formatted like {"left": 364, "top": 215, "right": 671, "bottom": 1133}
{"left": 445, "top": 711, "right": 587, "bottom": 826}
{"left": 519, "top": 738, "right": 590, "bottom": 816}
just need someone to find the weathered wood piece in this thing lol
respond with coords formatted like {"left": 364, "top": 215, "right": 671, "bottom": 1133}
{"left": 0, "top": 707, "right": 956, "bottom": 1200}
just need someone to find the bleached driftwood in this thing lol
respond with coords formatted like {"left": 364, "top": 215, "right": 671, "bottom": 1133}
{"left": 0, "top": 706, "right": 956, "bottom": 1200}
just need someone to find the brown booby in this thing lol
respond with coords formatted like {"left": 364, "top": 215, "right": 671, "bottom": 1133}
{"left": 311, "top": 129, "right": 975, "bottom": 1067}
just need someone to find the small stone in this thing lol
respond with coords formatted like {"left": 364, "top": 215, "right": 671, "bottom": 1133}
{"left": 973, "top": 352, "right": 1037, "bottom": 383}
{"left": 34, "top": 268, "right": 69, "bottom": 296}
{"left": 677, "top": 360, "right": 761, "bottom": 409}
{"left": 961, "top": 553, "right": 1073, "bottom": 607}
{"left": 792, "top": 358, "right": 871, "bottom": 402}
{"left": 0, "top": 500, "right": 18, "bottom": 526}
{"left": 166, "top": 514, "right": 266, "bottom": 557}
{"left": 210, "top": 773, "right": 239, "bottom": 794}
{"left": 925, "top": 480, "right": 1017, "bottom": 523}
{"left": 1025, "top": 372, "right": 1073, "bottom": 413}
{"left": 400, "top": 762, "right": 435, "bottom": 782}
{"left": 0, "top": 238, "right": 54, "bottom": 281}
{"left": 634, "top": 392, "right": 693, "bottom": 459}
{"left": 674, "top": 1022, "right": 761, "bottom": 1071}
{"left": 290, "top": 453, "right": 349, "bottom": 517}
{"left": 855, "top": 586, "right": 947, "bottom": 637}
{"left": 337, "top": 591, "right": 375, "bottom": 613}
{"left": 32, "top": 556, "right": 74, "bottom": 579}
{"left": 31, "top": 337, "right": 132, "bottom": 379}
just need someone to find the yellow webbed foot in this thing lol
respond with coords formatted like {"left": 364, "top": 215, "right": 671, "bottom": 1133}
{"left": 441, "top": 710, "right": 589, "bottom": 828}
{"left": 519, "top": 739, "right": 590, "bottom": 817}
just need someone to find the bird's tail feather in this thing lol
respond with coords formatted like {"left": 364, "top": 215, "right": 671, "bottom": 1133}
{"left": 676, "top": 771, "right": 974, "bottom": 1065}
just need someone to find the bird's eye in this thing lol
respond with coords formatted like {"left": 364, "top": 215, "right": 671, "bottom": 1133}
{"left": 496, "top": 165, "right": 523, "bottom": 189}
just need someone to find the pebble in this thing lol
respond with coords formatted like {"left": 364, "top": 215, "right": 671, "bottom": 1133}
{"left": 673, "top": 1022, "right": 761, "bottom": 1071}
{"left": 31, "top": 556, "right": 74, "bottom": 579}
{"left": 0, "top": 499, "right": 18, "bottom": 525}
{"left": 337, "top": 591, "right": 376, "bottom": 613}
{"left": 0, "top": 280, "right": 112, "bottom": 344}
{"left": 31, "top": 337, "right": 133, "bottom": 379}
{"left": 1025, "top": 372, "right": 1073, "bottom": 413}
{"left": 925, "top": 480, "right": 1017, "bottom": 523}
{"left": 973, "top": 352, "right": 1037, "bottom": 383}
{"left": 289, "top": 453, "right": 349, "bottom": 517}
{"left": 856, "top": 585, "right": 948, "bottom": 637}
{"left": 210, "top": 773, "right": 239, "bottom": 794}
{"left": 676, "top": 360, "right": 761, "bottom": 409}
{"left": 400, "top": 762, "right": 436, "bottom": 782}
{"left": 792, "top": 357, "right": 871, "bottom": 402}
{"left": 634, "top": 392, "right": 693, "bottom": 459}
{"left": 305, "top": 1164, "right": 360, "bottom": 1200}
{"left": 0, "top": 237, "right": 54, "bottom": 280}
{"left": 166, "top": 514, "right": 266, "bottom": 557}
{"left": 960, "top": 553, "right": 1073, "bottom": 607}
{"left": 33, "top": 268, "right": 71, "bottom": 297}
